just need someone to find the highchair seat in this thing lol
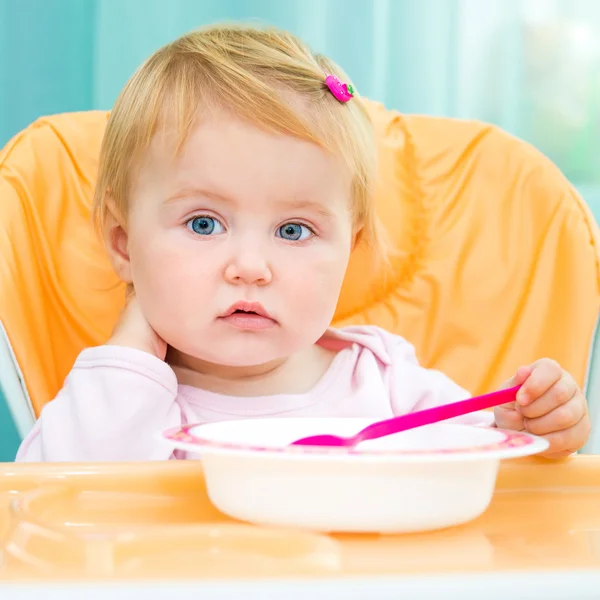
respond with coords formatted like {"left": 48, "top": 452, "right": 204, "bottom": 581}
{"left": 0, "top": 100, "right": 599, "bottom": 453}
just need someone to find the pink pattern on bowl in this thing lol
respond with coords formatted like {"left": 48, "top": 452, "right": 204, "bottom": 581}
{"left": 163, "top": 424, "right": 535, "bottom": 456}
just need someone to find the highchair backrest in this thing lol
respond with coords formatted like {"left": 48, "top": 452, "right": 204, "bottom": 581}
{"left": 1, "top": 101, "right": 599, "bottom": 421}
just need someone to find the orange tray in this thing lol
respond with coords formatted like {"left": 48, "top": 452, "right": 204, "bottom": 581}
{"left": 1, "top": 456, "right": 600, "bottom": 582}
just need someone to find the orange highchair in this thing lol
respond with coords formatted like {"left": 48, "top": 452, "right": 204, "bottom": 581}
{"left": 1, "top": 101, "right": 599, "bottom": 452}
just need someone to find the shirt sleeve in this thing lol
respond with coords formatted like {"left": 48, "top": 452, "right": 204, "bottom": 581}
{"left": 387, "top": 335, "right": 495, "bottom": 427}
{"left": 15, "top": 345, "right": 183, "bottom": 462}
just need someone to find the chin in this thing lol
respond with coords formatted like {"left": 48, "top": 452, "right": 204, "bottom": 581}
{"left": 208, "top": 345, "right": 291, "bottom": 368}
{"left": 170, "top": 337, "right": 292, "bottom": 368}
{"left": 213, "top": 355, "right": 283, "bottom": 368}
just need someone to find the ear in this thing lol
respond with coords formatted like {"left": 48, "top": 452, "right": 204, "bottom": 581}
{"left": 103, "top": 196, "right": 133, "bottom": 284}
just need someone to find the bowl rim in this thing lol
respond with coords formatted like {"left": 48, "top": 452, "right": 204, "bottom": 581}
{"left": 159, "top": 422, "right": 550, "bottom": 463}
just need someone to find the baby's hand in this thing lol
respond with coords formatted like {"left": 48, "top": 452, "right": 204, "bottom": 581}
{"left": 108, "top": 288, "right": 167, "bottom": 360}
{"left": 494, "top": 359, "right": 590, "bottom": 458}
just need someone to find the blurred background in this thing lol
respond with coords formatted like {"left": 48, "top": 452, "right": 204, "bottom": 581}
{"left": 1, "top": 0, "right": 600, "bottom": 458}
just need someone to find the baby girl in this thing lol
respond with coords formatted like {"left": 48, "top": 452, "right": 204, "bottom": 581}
{"left": 16, "top": 24, "right": 589, "bottom": 462}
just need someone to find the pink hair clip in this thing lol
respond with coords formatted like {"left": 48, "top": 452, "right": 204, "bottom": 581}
{"left": 325, "top": 74, "right": 355, "bottom": 103}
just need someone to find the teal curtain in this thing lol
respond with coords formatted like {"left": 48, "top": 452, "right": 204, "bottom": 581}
{"left": 2, "top": 0, "right": 600, "bottom": 460}
{"left": 0, "top": 393, "right": 20, "bottom": 461}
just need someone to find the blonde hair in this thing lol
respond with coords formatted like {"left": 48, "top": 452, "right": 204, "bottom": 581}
{"left": 93, "top": 23, "right": 383, "bottom": 254}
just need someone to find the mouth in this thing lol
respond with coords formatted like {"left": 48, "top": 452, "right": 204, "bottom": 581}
{"left": 219, "top": 302, "right": 277, "bottom": 330}
{"left": 221, "top": 301, "right": 273, "bottom": 319}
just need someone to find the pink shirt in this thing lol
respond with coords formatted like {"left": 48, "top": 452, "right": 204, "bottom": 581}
{"left": 15, "top": 326, "right": 493, "bottom": 462}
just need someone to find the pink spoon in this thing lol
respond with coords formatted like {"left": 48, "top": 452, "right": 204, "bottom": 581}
{"left": 290, "top": 385, "right": 521, "bottom": 448}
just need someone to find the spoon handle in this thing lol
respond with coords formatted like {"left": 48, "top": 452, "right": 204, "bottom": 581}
{"left": 357, "top": 385, "right": 521, "bottom": 443}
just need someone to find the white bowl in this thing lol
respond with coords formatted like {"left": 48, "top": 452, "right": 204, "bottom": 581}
{"left": 161, "top": 419, "right": 548, "bottom": 534}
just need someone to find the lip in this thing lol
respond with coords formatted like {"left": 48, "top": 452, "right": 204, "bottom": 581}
{"left": 218, "top": 301, "right": 277, "bottom": 331}
{"left": 221, "top": 301, "right": 274, "bottom": 320}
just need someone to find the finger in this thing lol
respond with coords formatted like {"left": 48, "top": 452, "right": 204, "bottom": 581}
{"left": 519, "top": 374, "right": 578, "bottom": 419}
{"left": 536, "top": 413, "right": 591, "bottom": 457}
{"left": 517, "top": 359, "right": 562, "bottom": 406}
{"left": 493, "top": 404, "right": 525, "bottom": 431}
{"left": 523, "top": 394, "right": 587, "bottom": 436}
{"left": 500, "top": 366, "right": 532, "bottom": 391}
{"left": 497, "top": 366, "right": 532, "bottom": 410}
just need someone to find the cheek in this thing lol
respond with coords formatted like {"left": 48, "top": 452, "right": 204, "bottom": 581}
{"left": 130, "top": 225, "right": 214, "bottom": 283}
{"left": 130, "top": 239, "right": 181, "bottom": 287}
{"left": 128, "top": 231, "right": 216, "bottom": 318}
{"left": 284, "top": 243, "right": 350, "bottom": 308}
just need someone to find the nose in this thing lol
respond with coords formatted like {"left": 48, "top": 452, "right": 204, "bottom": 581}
{"left": 224, "top": 244, "right": 272, "bottom": 286}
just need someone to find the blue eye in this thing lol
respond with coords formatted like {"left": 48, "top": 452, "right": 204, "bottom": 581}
{"left": 276, "top": 223, "right": 313, "bottom": 241}
{"left": 186, "top": 216, "right": 224, "bottom": 236}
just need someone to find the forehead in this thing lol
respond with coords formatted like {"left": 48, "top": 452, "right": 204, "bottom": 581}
{"left": 140, "top": 110, "right": 352, "bottom": 205}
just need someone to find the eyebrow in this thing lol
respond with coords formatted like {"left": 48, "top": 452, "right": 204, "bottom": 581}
{"left": 165, "top": 187, "right": 336, "bottom": 218}
{"left": 165, "top": 188, "right": 231, "bottom": 205}
{"left": 283, "top": 199, "right": 336, "bottom": 219}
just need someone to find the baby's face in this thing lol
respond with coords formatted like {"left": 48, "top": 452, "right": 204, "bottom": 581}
{"left": 125, "top": 110, "right": 354, "bottom": 366}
